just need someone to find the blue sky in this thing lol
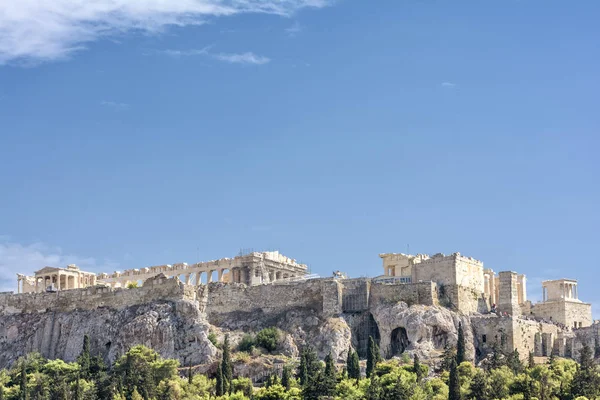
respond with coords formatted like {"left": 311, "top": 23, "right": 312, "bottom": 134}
{"left": 0, "top": 0, "right": 598, "bottom": 315}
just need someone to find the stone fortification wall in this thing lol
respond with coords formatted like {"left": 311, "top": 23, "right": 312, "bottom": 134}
{"left": 531, "top": 300, "right": 593, "bottom": 329}
{"left": 413, "top": 254, "right": 457, "bottom": 288}
{"left": 454, "top": 255, "right": 485, "bottom": 293}
{"left": 201, "top": 279, "right": 343, "bottom": 328}
{"left": 0, "top": 276, "right": 195, "bottom": 315}
{"left": 442, "top": 284, "right": 489, "bottom": 314}
{"left": 412, "top": 253, "right": 484, "bottom": 293}
{"left": 471, "top": 316, "right": 562, "bottom": 360}
{"left": 369, "top": 281, "right": 438, "bottom": 308}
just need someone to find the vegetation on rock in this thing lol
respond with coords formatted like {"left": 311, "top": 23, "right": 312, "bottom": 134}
{"left": 1, "top": 334, "right": 599, "bottom": 400}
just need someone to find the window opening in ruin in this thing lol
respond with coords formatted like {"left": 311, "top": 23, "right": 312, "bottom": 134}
{"left": 390, "top": 327, "right": 410, "bottom": 356}
{"left": 482, "top": 334, "right": 487, "bottom": 343}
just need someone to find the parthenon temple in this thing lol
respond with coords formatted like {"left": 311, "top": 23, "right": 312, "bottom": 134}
{"left": 16, "top": 251, "right": 308, "bottom": 293}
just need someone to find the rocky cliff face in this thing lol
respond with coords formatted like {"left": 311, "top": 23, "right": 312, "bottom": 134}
{"left": 0, "top": 299, "right": 217, "bottom": 368}
{"left": 370, "top": 302, "right": 475, "bottom": 363}
{"left": 0, "top": 279, "right": 474, "bottom": 369}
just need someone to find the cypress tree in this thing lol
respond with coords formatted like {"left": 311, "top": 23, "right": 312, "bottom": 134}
{"left": 20, "top": 362, "right": 28, "bottom": 400}
{"left": 347, "top": 349, "right": 360, "bottom": 380}
{"left": 215, "top": 363, "right": 224, "bottom": 396}
{"left": 490, "top": 341, "right": 504, "bottom": 370}
{"left": 298, "top": 348, "right": 308, "bottom": 386}
{"left": 449, "top": 359, "right": 461, "bottom": 400}
{"left": 366, "top": 336, "right": 379, "bottom": 378}
{"left": 281, "top": 365, "right": 291, "bottom": 390}
{"left": 221, "top": 334, "right": 232, "bottom": 394}
{"left": 78, "top": 334, "right": 91, "bottom": 378}
{"left": 528, "top": 351, "right": 535, "bottom": 369}
{"left": 442, "top": 344, "right": 457, "bottom": 371}
{"left": 187, "top": 365, "right": 193, "bottom": 384}
{"left": 323, "top": 352, "right": 336, "bottom": 395}
{"left": 456, "top": 322, "right": 466, "bottom": 364}
{"left": 523, "top": 376, "right": 533, "bottom": 400}
{"left": 346, "top": 348, "right": 354, "bottom": 379}
{"left": 414, "top": 353, "right": 424, "bottom": 383}
{"left": 75, "top": 374, "right": 82, "bottom": 400}
{"left": 572, "top": 344, "right": 600, "bottom": 399}
{"left": 508, "top": 349, "right": 522, "bottom": 374}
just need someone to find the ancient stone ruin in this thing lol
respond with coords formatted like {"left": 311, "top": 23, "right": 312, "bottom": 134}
{"left": 2, "top": 249, "right": 597, "bottom": 371}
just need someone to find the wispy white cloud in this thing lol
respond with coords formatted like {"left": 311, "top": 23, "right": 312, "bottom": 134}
{"left": 441, "top": 82, "right": 457, "bottom": 88}
{"left": 100, "top": 100, "right": 130, "bottom": 110}
{"left": 156, "top": 47, "right": 211, "bottom": 57}
{"left": 213, "top": 52, "right": 270, "bottom": 65}
{"left": 154, "top": 46, "right": 269, "bottom": 65}
{"left": 285, "top": 21, "right": 303, "bottom": 37}
{"left": 0, "top": 239, "right": 119, "bottom": 292}
{"left": 0, "top": 0, "right": 331, "bottom": 65}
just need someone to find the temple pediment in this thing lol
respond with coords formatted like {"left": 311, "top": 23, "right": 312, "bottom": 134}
{"left": 34, "top": 266, "right": 61, "bottom": 275}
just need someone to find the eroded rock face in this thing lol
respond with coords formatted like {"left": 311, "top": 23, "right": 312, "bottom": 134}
{"left": 0, "top": 300, "right": 217, "bottom": 368}
{"left": 0, "top": 282, "right": 474, "bottom": 370}
{"left": 370, "top": 302, "right": 474, "bottom": 362}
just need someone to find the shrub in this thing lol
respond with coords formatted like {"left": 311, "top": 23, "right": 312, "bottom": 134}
{"left": 256, "top": 328, "right": 280, "bottom": 353}
{"left": 207, "top": 332, "right": 219, "bottom": 348}
{"left": 234, "top": 352, "right": 251, "bottom": 363}
{"left": 231, "top": 377, "right": 253, "bottom": 397}
{"left": 127, "top": 282, "right": 138, "bottom": 289}
{"left": 238, "top": 334, "right": 256, "bottom": 352}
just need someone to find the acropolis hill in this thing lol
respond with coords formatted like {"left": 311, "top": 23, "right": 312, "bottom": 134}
{"left": 1, "top": 250, "right": 597, "bottom": 371}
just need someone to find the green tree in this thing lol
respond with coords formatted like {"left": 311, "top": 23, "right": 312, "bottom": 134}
{"left": 323, "top": 352, "right": 336, "bottom": 395}
{"left": 131, "top": 387, "right": 143, "bottom": 400}
{"left": 74, "top": 374, "right": 82, "bottom": 400}
{"left": 113, "top": 345, "right": 178, "bottom": 400}
{"left": 448, "top": 359, "right": 461, "bottom": 400}
{"left": 20, "top": 363, "right": 28, "bottom": 400}
{"left": 572, "top": 344, "right": 600, "bottom": 399}
{"left": 346, "top": 348, "right": 360, "bottom": 381}
{"left": 281, "top": 365, "right": 291, "bottom": 391}
{"left": 469, "top": 369, "right": 488, "bottom": 400}
{"left": 215, "top": 363, "right": 224, "bottom": 397}
{"left": 255, "top": 328, "right": 280, "bottom": 353}
{"left": 507, "top": 349, "right": 523, "bottom": 374}
{"left": 528, "top": 351, "right": 535, "bottom": 369}
{"left": 298, "top": 349, "right": 308, "bottom": 386}
{"left": 490, "top": 341, "right": 505, "bottom": 370}
{"left": 456, "top": 322, "right": 466, "bottom": 365}
{"left": 365, "top": 375, "right": 381, "bottom": 400}
{"left": 414, "top": 354, "right": 424, "bottom": 383}
{"left": 442, "top": 344, "right": 457, "bottom": 371}
{"left": 366, "top": 336, "right": 380, "bottom": 378}
{"left": 77, "top": 335, "right": 92, "bottom": 379}
{"left": 221, "top": 334, "right": 233, "bottom": 394}
{"left": 298, "top": 347, "right": 320, "bottom": 388}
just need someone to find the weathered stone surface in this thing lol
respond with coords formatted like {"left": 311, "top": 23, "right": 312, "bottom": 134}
{"left": 371, "top": 301, "right": 474, "bottom": 362}
{"left": 0, "top": 299, "right": 217, "bottom": 368}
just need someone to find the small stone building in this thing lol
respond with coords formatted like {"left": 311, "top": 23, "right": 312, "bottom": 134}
{"left": 529, "top": 279, "right": 592, "bottom": 328}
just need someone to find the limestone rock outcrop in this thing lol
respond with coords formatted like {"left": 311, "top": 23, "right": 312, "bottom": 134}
{"left": 370, "top": 302, "right": 474, "bottom": 362}
{"left": 0, "top": 299, "right": 217, "bottom": 368}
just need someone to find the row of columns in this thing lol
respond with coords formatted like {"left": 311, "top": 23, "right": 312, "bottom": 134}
{"left": 541, "top": 283, "right": 578, "bottom": 301}
{"left": 17, "top": 273, "right": 96, "bottom": 293}
{"left": 32, "top": 266, "right": 303, "bottom": 290}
